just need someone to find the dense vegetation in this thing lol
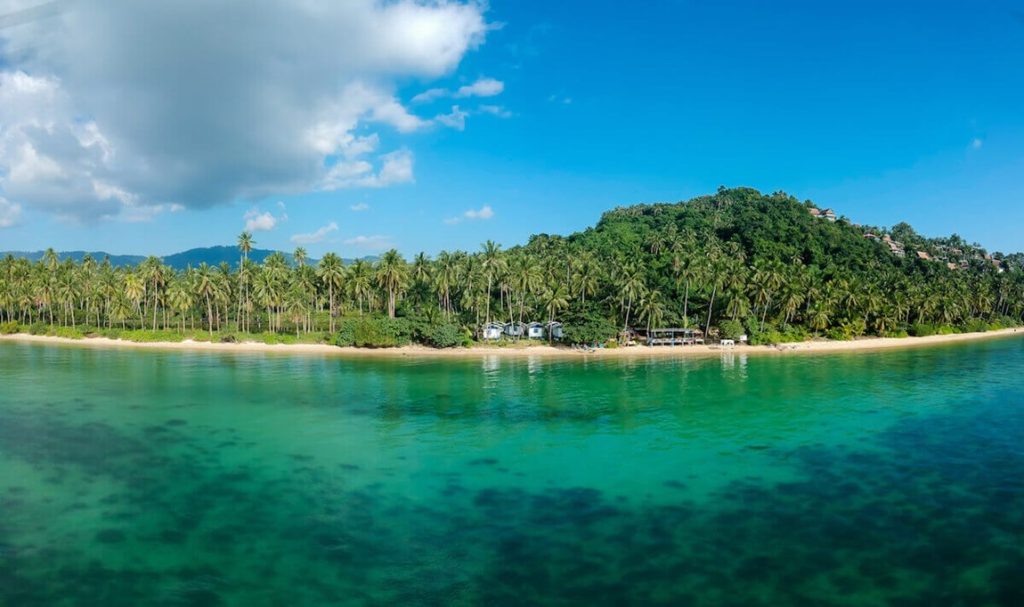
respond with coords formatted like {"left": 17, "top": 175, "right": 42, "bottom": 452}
{"left": 2, "top": 188, "right": 1021, "bottom": 348}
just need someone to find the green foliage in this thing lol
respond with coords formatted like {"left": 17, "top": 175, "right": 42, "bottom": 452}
{"left": 562, "top": 316, "right": 618, "bottom": 344}
{"left": 964, "top": 319, "right": 990, "bottom": 334}
{"left": 334, "top": 317, "right": 412, "bottom": 348}
{"left": 424, "top": 323, "right": 467, "bottom": 349}
{"left": 719, "top": 320, "right": 745, "bottom": 340}
{"left": 751, "top": 323, "right": 809, "bottom": 345}
{"left": 49, "top": 326, "right": 85, "bottom": 339}
{"left": 909, "top": 323, "right": 937, "bottom": 337}
{"left": 0, "top": 321, "right": 19, "bottom": 334}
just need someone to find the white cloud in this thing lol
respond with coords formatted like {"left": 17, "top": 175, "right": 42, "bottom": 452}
{"left": 350, "top": 202, "right": 369, "bottom": 211}
{"left": 456, "top": 78, "right": 504, "bottom": 98}
{"left": 291, "top": 221, "right": 339, "bottom": 245}
{"left": 344, "top": 234, "right": 393, "bottom": 251}
{"left": 243, "top": 204, "right": 287, "bottom": 232}
{"left": 445, "top": 204, "right": 495, "bottom": 224}
{"left": 411, "top": 87, "right": 447, "bottom": 104}
{"left": 970, "top": 138, "right": 983, "bottom": 150}
{"left": 0, "top": 197, "right": 23, "bottom": 228}
{"left": 0, "top": 0, "right": 489, "bottom": 222}
{"left": 412, "top": 77, "right": 504, "bottom": 103}
{"left": 435, "top": 106, "right": 469, "bottom": 131}
{"left": 321, "top": 149, "right": 414, "bottom": 191}
{"left": 479, "top": 104, "right": 513, "bottom": 118}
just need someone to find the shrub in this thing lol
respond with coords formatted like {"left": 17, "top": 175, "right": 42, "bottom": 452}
{"left": 28, "top": 322, "right": 48, "bottom": 335}
{"left": 562, "top": 317, "right": 617, "bottom": 345}
{"left": 909, "top": 323, "right": 937, "bottom": 337}
{"left": 0, "top": 321, "right": 19, "bottom": 335}
{"left": 826, "top": 327, "right": 853, "bottom": 341}
{"left": 964, "top": 319, "right": 990, "bottom": 334}
{"left": 425, "top": 323, "right": 465, "bottom": 349}
{"left": 719, "top": 319, "right": 745, "bottom": 341}
{"left": 334, "top": 317, "right": 412, "bottom": 348}
{"left": 50, "top": 326, "right": 85, "bottom": 339}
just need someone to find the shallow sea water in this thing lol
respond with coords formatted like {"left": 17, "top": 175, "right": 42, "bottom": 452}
{"left": 1, "top": 338, "right": 1023, "bottom": 605}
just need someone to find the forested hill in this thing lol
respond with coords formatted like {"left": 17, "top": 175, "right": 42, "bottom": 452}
{"left": 557, "top": 188, "right": 1015, "bottom": 273}
{"left": 514, "top": 187, "right": 1021, "bottom": 342}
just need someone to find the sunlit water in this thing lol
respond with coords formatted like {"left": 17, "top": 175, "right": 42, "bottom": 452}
{"left": 2, "top": 338, "right": 1023, "bottom": 606}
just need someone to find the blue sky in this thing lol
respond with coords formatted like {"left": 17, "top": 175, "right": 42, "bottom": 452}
{"left": 1, "top": 0, "right": 1022, "bottom": 256}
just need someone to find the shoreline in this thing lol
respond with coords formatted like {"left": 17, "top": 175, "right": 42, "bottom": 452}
{"left": 1, "top": 328, "right": 1022, "bottom": 359}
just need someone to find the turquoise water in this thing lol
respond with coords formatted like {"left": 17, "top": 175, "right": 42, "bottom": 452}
{"left": 1, "top": 339, "right": 1024, "bottom": 605}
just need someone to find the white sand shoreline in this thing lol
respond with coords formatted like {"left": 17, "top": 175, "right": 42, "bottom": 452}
{"left": 1, "top": 328, "right": 1022, "bottom": 359}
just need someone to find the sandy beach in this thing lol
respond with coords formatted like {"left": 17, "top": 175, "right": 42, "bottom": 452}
{"left": 2, "top": 328, "right": 1022, "bottom": 359}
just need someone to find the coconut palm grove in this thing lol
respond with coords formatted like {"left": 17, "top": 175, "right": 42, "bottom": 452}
{"left": 2, "top": 188, "right": 1021, "bottom": 348}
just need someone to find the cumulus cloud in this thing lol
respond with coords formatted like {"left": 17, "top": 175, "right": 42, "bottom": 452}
{"left": 445, "top": 204, "right": 494, "bottom": 224}
{"left": 322, "top": 149, "right": 414, "bottom": 191}
{"left": 344, "top": 234, "right": 393, "bottom": 251}
{"left": 412, "top": 77, "right": 504, "bottom": 103}
{"left": 0, "top": 0, "right": 489, "bottom": 222}
{"left": 243, "top": 202, "right": 287, "bottom": 232}
{"left": 291, "top": 221, "right": 339, "bottom": 245}
{"left": 0, "top": 196, "right": 22, "bottom": 228}
{"left": 244, "top": 210, "right": 277, "bottom": 232}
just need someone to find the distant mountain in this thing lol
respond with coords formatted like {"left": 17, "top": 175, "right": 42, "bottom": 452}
{"left": 0, "top": 250, "right": 146, "bottom": 267}
{"left": 161, "top": 246, "right": 312, "bottom": 269}
{"left": 1, "top": 246, "right": 376, "bottom": 269}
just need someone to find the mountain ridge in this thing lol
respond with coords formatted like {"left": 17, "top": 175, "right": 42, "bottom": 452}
{"left": 0, "top": 246, "right": 375, "bottom": 269}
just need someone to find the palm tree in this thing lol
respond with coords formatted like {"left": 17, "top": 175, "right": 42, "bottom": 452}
{"left": 317, "top": 253, "right": 345, "bottom": 332}
{"left": 236, "top": 232, "right": 254, "bottom": 331}
{"left": 540, "top": 283, "right": 569, "bottom": 343}
{"left": 639, "top": 289, "right": 667, "bottom": 333}
{"left": 376, "top": 249, "right": 409, "bottom": 319}
{"left": 479, "top": 240, "right": 503, "bottom": 323}
{"left": 194, "top": 264, "right": 218, "bottom": 336}
{"left": 167, "top": 279, "right": 193, "bottom": 332}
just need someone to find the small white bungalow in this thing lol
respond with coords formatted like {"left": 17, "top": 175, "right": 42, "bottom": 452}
{"left": 546, "top": 321, "right": 564, "bottom": 340}
{"left": 527, "top": 322, "right": 546, "bottom": 339}
{"left": 482, "top": 322, "right": 504, "bottom": 340}
{"left": 504, "top": 322, "right": 526, "bottom": 338}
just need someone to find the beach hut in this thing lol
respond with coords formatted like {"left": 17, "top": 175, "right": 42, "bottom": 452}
{"left": 504, "top": 322, "right": 526, "bottom": 338}
{"left": 482, "top": 322, "right": 504, "bottom": 340}
{"left": 546, "top": 321, "right": 564, "bottom": 340}
{"left": 527, "top": 322, "right": 546, "bottom": 339}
